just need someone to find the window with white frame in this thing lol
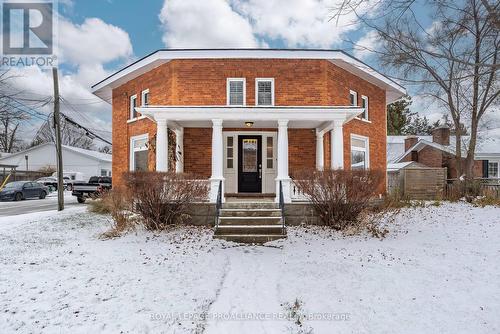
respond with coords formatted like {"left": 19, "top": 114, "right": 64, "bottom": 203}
{"left": 130, "top": 95, "right": 137, "bottom": 119}
{"left": 351, "top": 135, "right": 369, "bottom": 170}
{"left": 130, "top": 135, "right": 149, "bottom": 171}
{"left": 100, "top": 169, "right": 108, "bottom": 176}
{"left": 360, "top": 95, "right": 369, "bottom": 120}
{"left": 141, "top": 89, "right": 150, "bottom": 106}
{"left": 227, "top": 78, "right": 245, "bottom": 106}
{"left": 349, "top": 90, "right": 357, "bottom": 106}
{"left": 256, "top": 78, "right": 274, "bottom": 106}
{"left": 226, "top": 136, "right": 235, "bottom": 169}
{"left": 266, "top": 136, "right": 274, "bottom": 169}
{"left": 488, "top": 162, "right": 499, "bottom": 178}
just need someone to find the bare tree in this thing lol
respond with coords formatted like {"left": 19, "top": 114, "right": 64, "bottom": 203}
{"left": 333, "top": 0, "right": 499, "bottom": 178}
{"left": 32, "top": 116, "right": 95, "bottom": 149}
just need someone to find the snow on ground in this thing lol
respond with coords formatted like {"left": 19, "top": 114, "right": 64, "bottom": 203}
{"left": 0, "top": 202, "right": 499, "bottom": 333}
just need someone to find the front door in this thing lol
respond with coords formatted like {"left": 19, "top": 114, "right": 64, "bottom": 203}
{"left": 238, "top": 136, "right": 262, "bottom": 193}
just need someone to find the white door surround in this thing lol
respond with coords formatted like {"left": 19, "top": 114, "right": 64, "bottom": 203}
{"left": 223, "top": 131, "right": 278, "bottom": 196}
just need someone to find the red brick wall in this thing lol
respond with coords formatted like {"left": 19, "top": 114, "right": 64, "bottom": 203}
{"left": 289, "top": 129, "right": 316, "bottom": 177}
{"left": 112, "top": 59, "right": 388, "bottom": 191}
{"left": 183, "top": 128, "right": 212, "bottom": 178}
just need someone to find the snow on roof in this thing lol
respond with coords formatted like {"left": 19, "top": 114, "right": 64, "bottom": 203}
{"left": 0, "top": 143, "right": 111, "bottom": 163}
{"left": 388, "top": 131, "right": 500, "bottom": 164}
{"left": 387, "top": 161, "right": 414, "bottom": 171}
{"left": 62, "top": 145, "right": 112, "bottom": 162}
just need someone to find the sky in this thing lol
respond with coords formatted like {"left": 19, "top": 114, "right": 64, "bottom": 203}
{"left": 3, "top": 0, "right": 468, "bottom": 146}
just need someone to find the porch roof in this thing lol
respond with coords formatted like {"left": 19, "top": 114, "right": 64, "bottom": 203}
{"left": 135, "top": 105, "right": 365, "bottom": 130}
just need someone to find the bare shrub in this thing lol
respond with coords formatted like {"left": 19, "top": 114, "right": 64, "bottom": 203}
{"left": 294, "top": 169, "right": 384, "bottom": 230}
{"left": 98, "top": 188, "right": 134, "bottom": 239}
{"left": 124, "top": 172, "right": 209, "bottom": 231}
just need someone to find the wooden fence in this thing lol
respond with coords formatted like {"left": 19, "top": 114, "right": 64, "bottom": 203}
{"left": 388, "top": 167, "right": 447, "bottom": 200}
{"left": 444, "top": 179, "right": 500, "bottom": 200}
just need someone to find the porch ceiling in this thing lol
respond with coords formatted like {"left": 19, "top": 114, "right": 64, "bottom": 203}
{"left": 135, "top": 105, "right": 364, "bottom": 129}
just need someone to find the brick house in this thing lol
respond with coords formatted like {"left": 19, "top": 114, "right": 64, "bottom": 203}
{"left": 92, "top": 49, "right": 406, "bottom": 203}
{"left": 388, "top": 126, "right": 499, "bottom": 179}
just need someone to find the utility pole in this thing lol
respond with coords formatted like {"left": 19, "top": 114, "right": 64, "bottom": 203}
{"left": 53, "top": 67, "right": 64, "bottom": 211}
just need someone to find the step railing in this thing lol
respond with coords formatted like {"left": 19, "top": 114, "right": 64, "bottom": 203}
{"left": 279, "top": 180, "right": 286, "bottom": 235}
{"left": 214, "top": 180, "right": 222, "bottom": 228}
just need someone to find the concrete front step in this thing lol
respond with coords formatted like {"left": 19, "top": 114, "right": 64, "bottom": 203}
{"left": 215, "top": 225, "right": 284, "bottom": 235}
{"left": 220, "top": 208, "right": 282, "bottom": 217}
{"left": 214, "top": 234, "right": 286, "bottom": 244}
{"left": 222, "top": 202, "right": 279, "bottom": 210}
{"left": 218, "top": 216, "right": 282, "bottom": 226}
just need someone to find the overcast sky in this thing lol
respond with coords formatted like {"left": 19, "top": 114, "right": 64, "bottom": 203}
{"left": 6, "top": 0, "right": 462, "bottom": 145}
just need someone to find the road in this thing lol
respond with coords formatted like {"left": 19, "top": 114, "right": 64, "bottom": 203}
{"left": 0, "top": 193, "right": 83, "bottom": 217}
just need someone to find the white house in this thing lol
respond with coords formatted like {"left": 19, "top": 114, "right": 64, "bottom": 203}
{"left": 0, "top": 143, "right": 112, "bottom": 181}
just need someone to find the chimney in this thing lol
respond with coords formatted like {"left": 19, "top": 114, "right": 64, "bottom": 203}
{"left": 432, "top": 126, "right": 450, "bottom": 146}
{"left": 405, "top": 135, "right": 419, "bottom": 152}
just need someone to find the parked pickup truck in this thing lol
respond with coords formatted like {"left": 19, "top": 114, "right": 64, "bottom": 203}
{"left": 72, "top": 176, "right": 112, "bottom": 203}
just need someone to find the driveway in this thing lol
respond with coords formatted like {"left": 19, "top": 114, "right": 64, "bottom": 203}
{"left": 0, "top": 192, "right": 82, "bottom": 217}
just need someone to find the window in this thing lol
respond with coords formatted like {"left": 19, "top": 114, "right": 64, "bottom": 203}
{"left": 141, "top": 89, "right": 150, "bottom": 106}
{"left": 349, "top": 90, "right": 358, "bottom": 106}
{"left": 360, "top": 95, "right": 369, "bottom": 120}
{"left": 351, "top": 135, "right": 369, "bottom": 170}
{"left": 256, "top": 78, "right": 274, "bottom": 106}
{"left": 227, "top": 78, "right": 245, "bottom": 106}
{"left": 226, "top": 136, "right": 234, "bottom": 169}
{"left": 129, "top": 95, "right": 137, "bottom": 119}
{"left": 488, "top": 162, "right": 499, "bottom": 178}
{"left": 266, "top": 137, "right": 274, "bottom": 169}
{"left": 100, "top": 169, "right": 108, "bottom": 176}
{"left": 130, "top": 134, "right": 149, "bottom": 171}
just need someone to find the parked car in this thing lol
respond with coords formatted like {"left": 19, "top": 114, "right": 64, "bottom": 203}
{"left": 72, "top": 176, "right": 112, "bottom": 203}
{"left": 0, "top": 181, "right": 49, "bottom": 201}
{"left": 36, "top": 176, "right": 73, "bottom": 191}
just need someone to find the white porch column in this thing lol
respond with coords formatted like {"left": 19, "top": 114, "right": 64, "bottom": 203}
{"left": 156, "top": 119, "right": 169, "bottom": 172}
{"left": 175, "top": 128, "right": 184, "bottom": 173}
{"left": 209, "top": 119, "right": 224, "bottom": 203}
{"left": 316, "top": 131, "right": 324, "bottom": 170}
{"left": 331, "top": 120, "right": 344, "bottom": 169}
{"left": 276, "top": 119, "right": 291, "bottom": 203}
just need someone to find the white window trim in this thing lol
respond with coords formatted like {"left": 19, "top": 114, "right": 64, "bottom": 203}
{"left": 488, "top": 161, "right": 499, "bottom": 178}
{"left": 130, "top": 133, "right": 149, "bottom": 171}
{"left": 349, "top": 90, "right": 358, "bottom": 106}
{"left": 356, "top": 95, "right": 371, "bottom": 122}
{"left": 141, "top": 89, "right": 150, "bottom": 106}
{"left": 350, "top": 134, "right": 370, "bottom": 169}
{"left": 226, "top": 78, "right": 246, "bottom": 106}
{"left": 129, "top": 94, "right": 138, "bottom": 120}
{"left": 255, "top": 78, "right": 275, "bottom": 106}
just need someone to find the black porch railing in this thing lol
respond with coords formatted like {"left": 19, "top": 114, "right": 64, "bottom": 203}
{"left": 279, "top": 180, "right": 286, "bottom": 234}
{"left": 214, "top": 180, "right": 222, "bottom": 228}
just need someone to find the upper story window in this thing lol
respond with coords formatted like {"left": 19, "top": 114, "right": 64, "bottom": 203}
{"left": 256, "top": 78, "right": 274, "bottom": 106}
{"left": 351, "top": 135, "right": 369, "bottom": 170}
{"left": 227, "top": 78, "right": 245, "bottom": 106}
{"left": 360, "top": 95, "right": 369, "bottom": 120}
{"left": 141, "top": 89, "right": 150, "bottom": 106}
{"left": 130, "top": 94, "right": 137, "bottom": 119}
{"left": 349, "top": 90, "right": 358, "bottom": 106}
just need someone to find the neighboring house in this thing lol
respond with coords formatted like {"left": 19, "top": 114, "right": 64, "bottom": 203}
{"left": 387, "top": 126, "right": 500, "bottom": 179}
{"left": 0, "top": 143, "right": 112, "bottom": 181}
{"left": 92, "top": 49, "right": 406, "bottom": 203}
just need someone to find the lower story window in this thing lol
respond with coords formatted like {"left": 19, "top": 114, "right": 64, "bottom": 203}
{"left": 488, "top": 162, "right": 499, "bottom": 178}
{"left": 351, "top": 135, "right": 369, "bottom": 170}
{"left": 130, "top": 135, "right": 149, "bottom": 171}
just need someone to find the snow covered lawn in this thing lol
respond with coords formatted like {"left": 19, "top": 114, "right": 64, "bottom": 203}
{"left": 0, "top": 203, "right": 499, "bottom": 333}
